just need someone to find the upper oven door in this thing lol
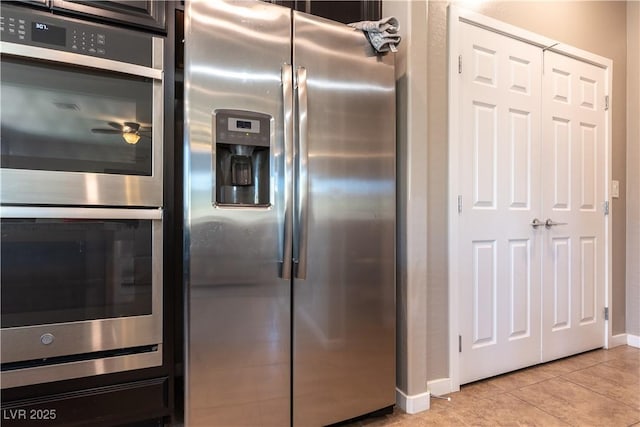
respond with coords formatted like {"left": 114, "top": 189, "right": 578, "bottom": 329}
{"left": 0, "top": 38, "right": 163, "bottom": 207}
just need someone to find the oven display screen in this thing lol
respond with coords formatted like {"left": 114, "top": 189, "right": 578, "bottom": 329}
{"left": 31, "top": 22, "right": 66, "bottom": 47}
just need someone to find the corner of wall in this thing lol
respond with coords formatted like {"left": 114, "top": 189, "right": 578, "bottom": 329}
{"left": 396, "top": 388, "right": 430, "bottom": 415}
{"left": 383, "top": 0, "right": 430, "bottom": 403}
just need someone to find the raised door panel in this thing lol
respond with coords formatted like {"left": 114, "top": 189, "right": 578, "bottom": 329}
{"left": 550, "top": 117, "right": 572, "bottom": 210}
{"left": 509, "top": 109, "right": 532, "bottom": 209}
{"left": 472, "top": 240, "right": 497, "bottom": 348}
{"left": 472, "top": 101, "right": 498, "bottom": 208}
{"left": 509, "top": 239, "right": 532, "bottom": 340}
{"left": 551, "top": 237, "right": 571, "bottom": 331}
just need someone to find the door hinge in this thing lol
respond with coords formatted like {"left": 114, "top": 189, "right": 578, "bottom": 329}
{"left": 604, "top": 200, "right": 610, "bottom": 215}
{"left": 605, "top": 95, "right": 610, "bottom": 111}
{"left": 458, "top": 55, "right": 462, "bottom": 74}
{"left": 457, "top": 195, "right": 463, "bottom": 213}
{"left": 459, "top": 335, "right": 462, "bottom": 353}
{"left": 604, "top": 307, "right": 609, "bottom": 321}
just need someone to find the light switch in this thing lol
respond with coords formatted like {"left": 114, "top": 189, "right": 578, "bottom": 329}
{"left": 611, "top": 180, "right": 620, "bottom": 198}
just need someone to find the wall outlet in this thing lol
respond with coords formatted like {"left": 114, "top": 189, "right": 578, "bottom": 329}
{"left": 611, "top": 180, "right": 620, "bottom": 198}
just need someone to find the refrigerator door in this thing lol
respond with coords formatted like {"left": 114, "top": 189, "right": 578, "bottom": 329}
{"left": 292, "top": 12, "right": 396, "bottom": 426}
{"left": 184, "top": 1, "right": 292, "bottom": 425}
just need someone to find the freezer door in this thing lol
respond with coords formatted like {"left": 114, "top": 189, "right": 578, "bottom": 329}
{"left": 184, "top": 1, "right": 292, "bottom": 425}
{"left": 292, "top": 12, "right": 396, "bottom": 426}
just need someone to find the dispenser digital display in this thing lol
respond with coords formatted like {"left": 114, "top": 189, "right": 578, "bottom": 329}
{"left": 229, "top": 117, "right": 260, "bottom": 133}
{"left": 214, "top": 110, "right": 271, "bottom": 207}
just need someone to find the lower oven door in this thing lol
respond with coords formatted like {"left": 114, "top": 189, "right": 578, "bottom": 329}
{"left": 0, "top": 206, "right": 162, "bottom": 388}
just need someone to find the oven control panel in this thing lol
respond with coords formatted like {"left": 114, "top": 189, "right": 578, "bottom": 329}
{"left": 0, "top": 4, "right": 153, "bottom": 67}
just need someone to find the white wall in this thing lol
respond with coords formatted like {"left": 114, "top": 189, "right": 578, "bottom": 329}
{"left": 627, "top": 1, "right": 640, "bottom": 338}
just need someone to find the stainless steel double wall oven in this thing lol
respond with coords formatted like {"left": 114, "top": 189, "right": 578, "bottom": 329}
{"left": 0, "top": 4, "right": 164, "bottom": 388}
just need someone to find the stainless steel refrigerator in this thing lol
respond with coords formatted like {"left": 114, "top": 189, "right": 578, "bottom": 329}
{"left": 183, "top": 1, "right": 396, "bottom": 425}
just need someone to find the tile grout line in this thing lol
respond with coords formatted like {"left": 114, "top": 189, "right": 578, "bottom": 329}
{"left": 504, "top": 387, "right": 571, "bottom": 427}
{"left": 559, "top": 360, "right": 640, "bottom": 418}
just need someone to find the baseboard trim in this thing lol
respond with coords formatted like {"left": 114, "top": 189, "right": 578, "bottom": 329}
{"left": 427, "top": 378, "right": 452, "bottom": 397}
{"left": 609, "top": 333, "right": 628, "bottom": 348}
{"left": 628, "top": 334, "right": 640, "bottom": 348}
{"left": 396, "top": 388, "right": 430, "bottom": 414}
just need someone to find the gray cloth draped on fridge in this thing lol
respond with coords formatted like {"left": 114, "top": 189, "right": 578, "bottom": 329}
{"left": 348, "top": 16, "right": 401, "bottom": 53}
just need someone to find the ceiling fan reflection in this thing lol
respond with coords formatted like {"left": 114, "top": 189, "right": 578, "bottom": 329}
{"left": 91, "top": 121, "right": 151, "bottom": 144}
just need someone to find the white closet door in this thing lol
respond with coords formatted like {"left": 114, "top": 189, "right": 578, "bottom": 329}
{"left": 541, "top": 51, "right": 606, "bottom": 361}
{"left": 458, "top": 22, "right": 543, "bottom": 384}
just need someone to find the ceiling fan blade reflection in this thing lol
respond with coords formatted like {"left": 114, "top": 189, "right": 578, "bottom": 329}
{"left": 108, "top": 122, "right": 124, "bottom": 130}
{"left": 123, "top": 122, "right": 141, "bottom": 131}
{"left": 91, "top": 128, "right": 122, "bottom": 134}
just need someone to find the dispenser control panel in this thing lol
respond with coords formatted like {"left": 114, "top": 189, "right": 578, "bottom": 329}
{"left": 215, "top": 110, "right": 270, "bottom": 147}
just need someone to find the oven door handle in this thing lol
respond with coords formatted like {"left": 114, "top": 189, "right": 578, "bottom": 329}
{"left": 0, "top": 207, "right": 163, "bottom": 220}
{"left": 0, "top": 41, "right": 163, "bottom": 80}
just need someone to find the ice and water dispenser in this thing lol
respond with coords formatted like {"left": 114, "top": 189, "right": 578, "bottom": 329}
{"left": 214, "top": 110, "right": 271, "bottom": 206}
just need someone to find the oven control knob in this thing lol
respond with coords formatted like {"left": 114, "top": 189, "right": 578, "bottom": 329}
{"left": 40, "top": 333, "right": 55, "bottom": 345}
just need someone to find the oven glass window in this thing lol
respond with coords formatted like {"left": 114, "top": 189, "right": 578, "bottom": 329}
{"left": 1, "top": 218, "right": 153, "bottom": 328}
{"left": 0, "top": 57, "right": 153, "bottom": 176}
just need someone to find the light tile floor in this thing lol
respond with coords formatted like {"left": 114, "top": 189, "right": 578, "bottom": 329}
{"left": 347, "top": 345, "right": 640, "bottom": 426}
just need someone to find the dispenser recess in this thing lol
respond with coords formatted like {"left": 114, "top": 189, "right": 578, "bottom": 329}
{"left": 214, "top": 110, "right": 271, "bottom": 207}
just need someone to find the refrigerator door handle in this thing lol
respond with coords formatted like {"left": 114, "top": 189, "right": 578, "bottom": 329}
{"left": 295, "top": 66, "right": 309, "bottom": 280}
{"left": 281, "top": 63, "right": 294, "bottom": 280}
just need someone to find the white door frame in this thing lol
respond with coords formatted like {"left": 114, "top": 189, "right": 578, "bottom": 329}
{"left": 447, "top": 5, "right": 613, "bottom": 392}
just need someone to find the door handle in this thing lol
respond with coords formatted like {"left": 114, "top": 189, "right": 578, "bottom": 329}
{"left": 281, "top": 64, "right": 294, "bottom": 280}
{"left": 545, "top": 219, "right": 567, "bottom": 229}
{"left": 294, "top": 66, "right": 309, "bottom": 280}
{"left": 530, "top": 218, "right": 545, "bottom": 229}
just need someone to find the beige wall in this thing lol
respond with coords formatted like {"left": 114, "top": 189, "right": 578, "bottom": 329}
{"left": 388, "top": 0, "right": 630, "bottom": 391}
{"left": 383, "top": 0, "right": 430, "bottom": 398}
{"left": 627, "top": 0, "right": 640, "bottom": 338}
